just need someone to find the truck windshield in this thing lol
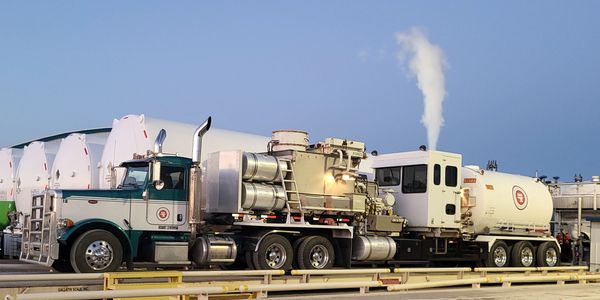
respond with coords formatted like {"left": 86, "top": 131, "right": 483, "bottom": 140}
{"left": 121, "top": 165, "right": 148, "bottom": 189}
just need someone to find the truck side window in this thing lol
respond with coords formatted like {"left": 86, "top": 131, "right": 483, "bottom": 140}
{"left": 375, "top": 167, "right": 401, "bottom": 186}
{"left": 445, "top": 166, "right": 458, "bottom": 187}
{"left": 433, "top": 164, "right": 441, "bottom": 185}
{"left": 402, "top": 165, "right": 427, "bottom": 193}
{"left": 160, "top": 166, "right": 185, "bottom": 190}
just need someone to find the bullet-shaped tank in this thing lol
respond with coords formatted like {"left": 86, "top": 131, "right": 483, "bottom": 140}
{"left": 98, "top": 114, "right": 270, "bottom": 188}
{"left": 50, "top": 132, "right": 108, "bottom": 189}
{"left": 0, "top": 148, "right": 22, "bottom": 230}
{"left": 14, "top": 141, "right": 61, "bottom": 227}
{"left": 461, "top": 166, "right": 553, "bottom": 236}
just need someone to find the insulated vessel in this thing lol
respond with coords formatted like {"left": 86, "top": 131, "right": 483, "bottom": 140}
{"left": 50, "top": 132, "right": 109, "bottom": 190}
{"left": 98, "top": 114, "right": 270, "bottom": 188}
{"left": 0, "top": 148, "right": 22, "bottom": 230}
{"left": 14, "top": 141, "right": 60, "bottom": 227}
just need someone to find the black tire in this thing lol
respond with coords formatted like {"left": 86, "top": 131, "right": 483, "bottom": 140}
{"left": 69, "top": 229, "right": 123, "bottom": 273}
{"left": 245, "top": 250, "right": 256, "bottom": 270}
{"left": 51, "top": 260, "right": 74, "bottom": 273}
{"left": 292, "top": 236, "right": 309, "bottom": 269}
{"left": 252, "top": 234, "right": 293, "bottom": 270}
{"left": 536, "top": 242, "right": 560, "bottom": 267}
{"left": 297, "top": 236, "right": 335, "bottom": 269}
{"left": 511, "top": 241, "right": 536, "bottom": 267}
{"left": 486, "top": 240, "right": 510, "bottom": 267}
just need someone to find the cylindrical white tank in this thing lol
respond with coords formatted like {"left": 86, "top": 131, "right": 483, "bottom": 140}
{"left": 50, "top": 132, "right": 108, "bottom": 190}
{"left": 99, "top": 114, "right": 271, "bottom": 188}
{"left": 462, "top": 166, "right": 553, "bottom": 235}
{"left": 14, "top": 141, "right": 61, "bottom": 226}
{"left": 0, "top": 148, "right": 22, "bottom": 229}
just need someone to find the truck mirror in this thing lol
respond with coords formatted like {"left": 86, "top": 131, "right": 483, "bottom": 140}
{"left": 154, "top": 180, "right": 165, "bottom": 191}
{"left": 152, "top": 160, "right": 161, "bottom": 182}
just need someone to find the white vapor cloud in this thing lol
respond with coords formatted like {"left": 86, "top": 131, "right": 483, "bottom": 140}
{"left": 396, "top": 28, "right": 447, "bottom": 150}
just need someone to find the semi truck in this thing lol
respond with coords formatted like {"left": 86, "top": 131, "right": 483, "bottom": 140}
{"left": 19, "top": 117, "right": 560, "bottom": 272}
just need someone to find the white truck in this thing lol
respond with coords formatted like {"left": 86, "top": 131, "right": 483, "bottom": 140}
{"left": 19, "top": 117, "right": 559, "bottom": 272}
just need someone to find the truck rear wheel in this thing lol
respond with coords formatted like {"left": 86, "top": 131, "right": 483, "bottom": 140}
{"left": 297, "top": 236, "right": 334, "bottom": 269}
{"left": 511, "top": 241, "right": 535, "bottom": 267}
{"left": 486, "top": 241, "right": 510, "bottom": 267}
{"left": 252, "top": 234, "right": 293, "bottom": 270}
{"left": 70, "top": 229, "right": 123, "bottom": 273}
{"left": 536, "top": 242, "right": 560, "bottom": 267}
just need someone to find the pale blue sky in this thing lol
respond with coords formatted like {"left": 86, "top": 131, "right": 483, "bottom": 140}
{"left": 1, "top": 1, "right": 599, "bottom": 181}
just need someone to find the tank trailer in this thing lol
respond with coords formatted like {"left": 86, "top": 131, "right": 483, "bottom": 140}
{"left": 19, "top": 117, "right": 559, "bottom": 272}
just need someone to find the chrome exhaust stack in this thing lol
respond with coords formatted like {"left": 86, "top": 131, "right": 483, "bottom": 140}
{"left": 153, "top": 129, "right": 167, "bottom": 154}
{"left": 189, "top": 116, "right": 211, "bottom": 241}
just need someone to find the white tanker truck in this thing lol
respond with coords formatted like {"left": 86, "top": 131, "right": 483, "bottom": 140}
{"left": 19, "top": 117, "right": 560, "bottom": 272}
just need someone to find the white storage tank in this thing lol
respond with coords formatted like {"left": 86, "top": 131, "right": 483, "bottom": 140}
{"left": 99, "top": 114, "right": 271, "bottom": 188}
{"left": 461, "top": 166, "right": 553, "bottom": 236}
{"left": 50, "top": 132, "right": 108, "bottom": 189}
{"left": 14, "top": 141, "right": 61, "bottom": 227}
{"left": 0, "top": 148, "right": 22, "bottom": 229}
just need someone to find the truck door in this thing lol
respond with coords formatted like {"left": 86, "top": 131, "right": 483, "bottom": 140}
{"left": 429, "top": 155, "right": 461, "bottom": 228}
{"left": 146, "top": 165, "right": 187, "bottom": 227}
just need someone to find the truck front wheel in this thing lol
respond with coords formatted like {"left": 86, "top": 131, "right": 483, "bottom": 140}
{"left": 70, "top": 229, "right": 123, "bottom": 273}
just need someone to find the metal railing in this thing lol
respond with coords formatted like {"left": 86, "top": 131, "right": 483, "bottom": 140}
{"left": 2, "top": 266, "right": 594, "bottom": 300}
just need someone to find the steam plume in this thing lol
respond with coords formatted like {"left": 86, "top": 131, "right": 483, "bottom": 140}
{"left": 396, "top": 28, "right": 447, "bottom": 150}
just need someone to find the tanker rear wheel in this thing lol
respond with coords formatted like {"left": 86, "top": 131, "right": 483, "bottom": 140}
{"left": 511, "top": 241, "right": 535, "bottom": 267}
{"left": 486, "top": 241, "right": 510, "bottom": 267}
{"left": 536, "top": 242, "right": 560, "bottom": 267}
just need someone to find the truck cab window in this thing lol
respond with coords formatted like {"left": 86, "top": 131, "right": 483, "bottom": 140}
{"left": 122, "top": 165, "right": 148, "bottom": 189}
{"left": 160, "top": 166, "right": 185, "bottom": 190}
{"left": 445, "top": 166, "right": 458, "bottom": 187}
{"left": 375, "top": 167, "right": 401, "bottom": 186}
{"left": 402, "top": 165, "right": 427, "bottom": 193}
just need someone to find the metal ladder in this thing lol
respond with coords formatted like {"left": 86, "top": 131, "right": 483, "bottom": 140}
{"left": 277, "top": 158, "right": 304, "bottom": 224}
{"left": 21, "top": 194, "right": 52, "bottom": 264}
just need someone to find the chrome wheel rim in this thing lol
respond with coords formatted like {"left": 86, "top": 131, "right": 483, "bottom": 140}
{"left": 545, "top": 247, "right": 558, "bottom": 266}
{"left": 520, "top": 247, "right": 534, "bottom": 266}
{"left": 265, "top": 243, "right": 286, "bottom": 269}
{"left": 309, "top": 245, "right": 329, "bottom": 268}
{"left": 493, "top": 247, "right": 507, "bottom": 267}
{"left": 85, "top": 240, "right": 114, "bottom": 271}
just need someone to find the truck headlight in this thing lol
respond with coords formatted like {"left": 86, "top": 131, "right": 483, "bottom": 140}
{"left": 57, "top": 218, "right": 74, "bottom": 229}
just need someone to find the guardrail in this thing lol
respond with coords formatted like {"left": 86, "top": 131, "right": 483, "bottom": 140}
{"left": 2, "top": 266, "right": 595, "bottom": 300}
{"left": 394, "top": 267, "right": 472, "bottom": 284}
{"left": 9, "top": 286, "right": 227, "bottom": 300}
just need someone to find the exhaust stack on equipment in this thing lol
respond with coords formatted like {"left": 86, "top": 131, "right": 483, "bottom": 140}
{"left": 189, "top": 116, "right": 212, "bottom": 240}
{"left": 153, "top": 129, "right": 167, "bottom": 154}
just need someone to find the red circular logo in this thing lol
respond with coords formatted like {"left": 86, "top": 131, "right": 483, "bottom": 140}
{"left": 157, "top": 207, "right": 170, "bottom": 221}
{"left": 512, "top": 186, "right": 528, "bottom": 210}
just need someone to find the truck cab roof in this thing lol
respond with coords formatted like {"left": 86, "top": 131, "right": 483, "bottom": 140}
{"left": 120, "top": 155, "right": 193, "bottom": 167}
